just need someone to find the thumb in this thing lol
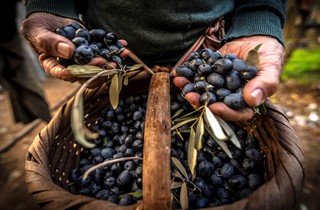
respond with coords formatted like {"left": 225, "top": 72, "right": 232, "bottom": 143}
{"left": 21, "top": 13, "right": 76, "bottom": 59}
{"left": 39, "top": 32, "right": 75, "bottom": 59}
{"left": 243, "top": 63, "right": 281, "bottom": 107}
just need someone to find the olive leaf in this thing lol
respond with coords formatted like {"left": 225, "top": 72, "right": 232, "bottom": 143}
{"left": 205, "top": 125, "right": 233, "bottom": 159}
{"left": 118, "top": 72, "right": 124, "bottom": 93}
{"left": 171, "top": 181, "right": 183, "bottom": 189}
{"left": 195, "top": 115, "right": 204, "bottom": 150}
{"left": 109, "top": 72, "right": 120, "bottom": 109}
{"left": 203, "top": 106, "right": 228, "bottom": 140}
{"left": 70, "top": 69, "right": 118, "bottom": 149}
{"left": 123, "top": 74, "right": 129, "bottom": 86}
{"left": 71, "top": 91, "right": 97, "bottom": 149}
{"left": 67, "top": 64, "right": 118, "bottom": 77}
{"left": 129, "top": 191, "right": 143, "bottom": 199}
{"left": 215, "top": 116, "right": 241, "bottom": 149}
{"left": 180, "top": 182, "right": 189, "bottom": 210}
{"left": 187, "top": 127, "right": 197, "bottom": 180}
{"left": 172, "top": 168, "right": 184, "bottom": 179}
{"left": 171, "top": 157, "right": 188, "bottom": 179}
{"left": 127, "top": 63, "right": 144, "bottom": 71}
{"left": 67, "top": 64, "right": 103, "bottom": 77}
{"left": 83, "top": 126, "right": 100, "bottom": 139}
{"left": 253, "top": 103, "right": 267, "bottom": 115}
{"left": 172, "top": 108, "right": 185, "bottom": 120}
{"left": 245, "top": 43, "right": 262, "bottom": 69}
{"left": 172, "top": 106, "right": 204, "bottom": 123}
{"left": 171, "top": 118, "right": 196, "bottom": 131}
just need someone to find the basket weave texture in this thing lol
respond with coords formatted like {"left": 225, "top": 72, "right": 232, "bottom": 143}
{"left": 25, "top": 75, "right": 306, "bottom": 210}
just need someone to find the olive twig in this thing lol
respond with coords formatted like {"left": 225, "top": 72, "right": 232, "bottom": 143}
{"left": 128, "top": 51, "right": 154, "bottom": 75}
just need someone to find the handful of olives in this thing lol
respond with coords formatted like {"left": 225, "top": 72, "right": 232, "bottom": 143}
{"left": 55, "top": 22, "right": 124, "bottom": 66}
{"left": 175, "top": 48, "right": 258, "bottom": 110}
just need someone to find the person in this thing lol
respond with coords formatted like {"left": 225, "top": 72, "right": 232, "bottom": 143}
{"left": 21, "top": 0, "right": 286, "bottom": 122}
{"left": 0, "top": 0, "right": 51, "bottom": 124}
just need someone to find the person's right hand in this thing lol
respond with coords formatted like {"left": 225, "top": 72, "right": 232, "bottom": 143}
{"left": 21, "top": 12, "right": 129, "bottom": 88}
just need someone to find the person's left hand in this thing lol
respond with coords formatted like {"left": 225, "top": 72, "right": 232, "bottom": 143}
{"left": 172, "top": 35, "right": 285, "bottom": 121}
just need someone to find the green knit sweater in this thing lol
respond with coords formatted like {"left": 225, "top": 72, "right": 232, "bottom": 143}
{"left": 25, "top": 0, "right": 286, "bottom": 64}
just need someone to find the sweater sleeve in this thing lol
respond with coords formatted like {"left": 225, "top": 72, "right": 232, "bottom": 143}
{"left": 223, "top": 0, "right": 287, "bottom": 45}
{"left": 24, "top": 0, "right": 80, "bottom": 20}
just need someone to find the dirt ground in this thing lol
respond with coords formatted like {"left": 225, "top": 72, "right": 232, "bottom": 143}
{"left": 0, "top": 75, "right": 319, "bottom": 210}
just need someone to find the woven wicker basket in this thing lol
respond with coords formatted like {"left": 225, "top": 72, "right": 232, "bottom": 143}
{"left": 25, "top": 72, "right": 306, "bottom": 210}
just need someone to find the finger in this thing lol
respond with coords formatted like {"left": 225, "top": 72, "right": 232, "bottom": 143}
{"left": 88, "top": 57, "right": 110, "bottom": 66}
{"left": 38, "top": 32, "right": 75, "bottom": 59}
{"left": 119, "top": 48, "right": 130, "bottom": 59}
{"left": 184, "top": 91, "right": 255, "bottom": 121}
{"left": 172, "top": 76, "right": 191, "bottom": 89}
{"left": 40, "top": 54, "right": 77, "bottom": 82}
{"left": 208, "top": 102, "right": 255, "bottom": 121}
{"left": 184, "top": 92, "right": 201, "bottom": 109}
{"left": 118, "top": 39, "right": 128, "bottom": 46}
{"left": 113, "top": 40, "right": 129, "bottom": 59}
{"left": 88, "top": 57, "right": 122, "bottom": 69}
{"left": 22, "top": 13, "right": 76, "bottom": 59}
{"left": 243, "top": 67, "right": 280, "bottom": 107}
{"left": 243, "top": 50, "right": 283, "bottom": 107}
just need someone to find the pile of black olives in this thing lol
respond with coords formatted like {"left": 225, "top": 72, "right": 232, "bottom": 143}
{"left": 68, "top": 91, "right": 266, "bottom": 208}
{"left": 56, "top": 22, "right": 124, "bottom": 66}
{"left": 69, "top": 94, "right": 147, "bottom": 206}
{"left": 175, "top": 48, "right": 258, "bottom": 110}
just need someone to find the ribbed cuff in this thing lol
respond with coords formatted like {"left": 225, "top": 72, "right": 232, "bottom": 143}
{"left": 25, "top": 0, "right": 80, "bottom": 20}
{"left": 223, "top": 10, "right": 284, "bottom": 46}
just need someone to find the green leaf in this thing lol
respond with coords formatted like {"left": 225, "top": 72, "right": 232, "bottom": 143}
{"left": 215, "top": 116, "right": 241, "bottom": 149}
{"left": 245, "top": 43, "right": 262, "bottom": 69}
{"left": 129, "top": 191, "right": 143, "bottom": 199}
{"left": 109, "top": 73, "right": 120, "bottom": 109}
{"left": 171, "top": 157, "right": 188, "bottom": 179}
{"left": 253, "top": 103, "right": 267, "bottom": 115}
{"left": 253, "top": 43, "right": 263, "bottom": 51}
{"left": 172, "top": 106, "right": 204, "bottom": 123}
{"left": 83, "top": 126, "right": 99, "bottom": 140}
{"left": 172, "top": 116, "right": 197, "bottom": 124}
{"left": 171, "top": 118, "right": 196, "bottom": 131}
{"left": 123, "top": 74, "right": 129, "bottom": 86}
{"left": 187, "top": 127, "right": 197, "bottom": 180}
{"left": 203, "top": 106, "right": 228, "bottom": 140}
{"left": 171, "top": 108, "right": 185, "bottom": 120}
{"left": 172, "top": 169, "right": 183, "bottom": 179}
{"left": 67, "top": 65, "right": 103, "bottom": 77}
{"left": 128, "top": 63, "right": 144, "bottom": 71}
{"left": 205, "top": 125, "right": 233, "bottom": 159}
{"left": 180, "top": 182, "right": 189, "bottom": 210}
{"left": 195, "top": 116, "right": 204, "bottom": 150}
{"left": 118, "top": 72, "right": 124, "bottom": 93}
{"left": 171, "top": 181, "right": 183, "bottom": 189}
{"left": 67, "top": 65, "right": 119, "bottom": 78}
{"left": 71, "top": 89, "right": 96, "bottom": 148}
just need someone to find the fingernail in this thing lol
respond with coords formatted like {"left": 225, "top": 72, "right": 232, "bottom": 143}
{"left": 57, "top": 42, "right": 71, "bottom": 57}
{"left": 250, "top": 89, "right": 264, "bottom": 106}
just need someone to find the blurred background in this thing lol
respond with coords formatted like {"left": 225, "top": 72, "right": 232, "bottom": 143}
{"left": 0, "top": 0, "right": 319, "bottom": 210}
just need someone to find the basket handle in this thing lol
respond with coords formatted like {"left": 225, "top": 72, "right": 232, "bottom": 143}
{"left": 143, "top": 72, "right": 172, "bottom": 210}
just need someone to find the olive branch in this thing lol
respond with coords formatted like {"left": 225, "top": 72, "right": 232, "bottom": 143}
{"left": 170, "top": 101, "right": 242, "bottom": 209}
